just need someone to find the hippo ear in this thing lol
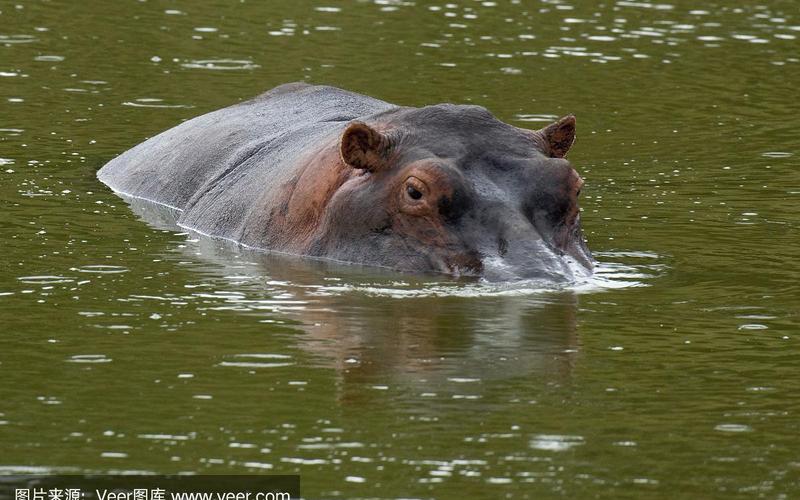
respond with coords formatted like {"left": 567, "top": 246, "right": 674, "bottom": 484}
{"left": 340, "top": 121, "right": 391, "bottom": 172}
{"left": 534, "top": 115, "right": 576, "bottom": 158}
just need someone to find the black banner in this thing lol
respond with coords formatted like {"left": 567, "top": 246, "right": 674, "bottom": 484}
{"left": 0, "top": 476, "right": 300, "bottom": 500}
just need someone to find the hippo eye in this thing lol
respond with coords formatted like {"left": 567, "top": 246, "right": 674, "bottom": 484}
{"left": 403, "top": 176, "right": 428, "bottom": 205}
{"left": 406, "top": 185, "right": 423, "bottom": 200}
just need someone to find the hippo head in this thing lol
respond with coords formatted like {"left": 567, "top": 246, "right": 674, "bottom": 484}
{"left": 314, "top": 104, "right": 593, "bottom": 281}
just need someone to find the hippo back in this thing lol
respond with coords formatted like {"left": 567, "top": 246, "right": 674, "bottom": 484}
{"left": 97, "top": 83, "right": 395, "bottom": 211}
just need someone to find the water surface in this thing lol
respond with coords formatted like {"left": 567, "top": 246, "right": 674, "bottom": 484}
{"left": 1, "top": 0, "right": 799, "bottom": 498}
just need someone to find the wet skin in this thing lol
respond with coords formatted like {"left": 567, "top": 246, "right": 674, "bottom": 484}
{"left": 98, "top": 82, "right": 592, "bottom": 281}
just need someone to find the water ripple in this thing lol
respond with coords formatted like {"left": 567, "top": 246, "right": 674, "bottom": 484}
{"left": 180, "top": 59, "right": 260, "bottom": 71}
{"left": 71, "top": 265, "right": 129, "bottom": 274}
{"left": 0, "top": 34, "right": 38, "bottom": 44}
{"left": 218, "top": 354, "right": 294, "bottom": 369}
{"left": 122, "top": 98, "right": 194, "bottom": 109}
{"left": 67, "top": 354, "right": 112, "bottom": 363}
{"left": 17, "top": 275, "right": 75, "bottom": 284}
{"left": 530, "top": 434, "right": 585, "bottom": 451}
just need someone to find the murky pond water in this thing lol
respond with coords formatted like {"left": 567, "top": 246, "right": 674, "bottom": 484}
{"left": 2, "top": 0, "right": 799, "bottom": 497}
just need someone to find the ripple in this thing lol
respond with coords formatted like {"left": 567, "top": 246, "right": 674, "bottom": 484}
{"left": 122, "top": 98, "right": 194, "bottom": 109}
{"left": 67, "top": 354, "right": 112, "bottom": 363}
{"left": 0, "top": 34, "right": 38, "bottom": 44}
{"left": 17, "top": 275, "right": 74, "bottom": 284}
{"left": 530, "top": 434, "right": 585, "bottom": 451}
{"left": 714, "top": 424, "right": 752, "bottom": 433}
{"left": 94, "top": 324, "right": 133, "bottom": 331}
{"left": 616, "top": 1, "right": 674, "bottom": 10}
{"left": 218, "top": 353, "right": 293, "bottom": 369}
{"left": 243, "top": 462, "right": 273, "bottom": 470}
{"left": 587, "top": 35, "right": 617, "bottom": 42}
{"left": 514, "top": 113, "right": 559, "bottom": 123}
{"left": 761, "top": 151, "right": 792, "bottom": 158}
{"left": 137, "top": 433, "right": 191, "bottom": 441}
{"left": 180, "top": 59, "right": 260, "bottom": 71}
{"left": 447, "top": 377, "right": 481, "bottom": 383}
{"left": 34, "top": 55, "right": 64, "bottom": 62}
{"left": 232, "top": 353, "right": 292, "bottom": 359}
{"left": 298, "top": 442, "right": 364, "bottom": 450}
{"left": 738, "top": 323, "right": 768, "bottom": 330}
{"left": 321, "top": 258, "right": 655, "bottom": 298}
{"left": 282, "top": 458, "right": 328, "bottom": 465}
{"left": 71, "top": 265, "right": 129, "bottom": 274}
{"left": 0, "top": 466, "right": 79, "bottom": 474}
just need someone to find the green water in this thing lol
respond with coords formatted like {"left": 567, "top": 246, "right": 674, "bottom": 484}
{"left": 1, "top": 0, "right": 799, "bottom": 498}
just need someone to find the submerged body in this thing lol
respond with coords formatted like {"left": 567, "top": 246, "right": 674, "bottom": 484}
{"left": 98, "top": 83, "right": 592, "bottom": 281}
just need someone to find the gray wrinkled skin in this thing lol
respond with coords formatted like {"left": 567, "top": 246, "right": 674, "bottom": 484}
{"left": 98, "top": 83, "right": 593, "bottom": 282}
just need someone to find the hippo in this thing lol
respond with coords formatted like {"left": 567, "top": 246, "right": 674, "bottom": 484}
{"left": 98, "top": 82, "right": 592, "bottom": 281}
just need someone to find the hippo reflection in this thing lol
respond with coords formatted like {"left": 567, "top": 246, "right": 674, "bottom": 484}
{"left": 123, "top": 194, "right": 581, "bottom": 395}
{"left": 98, "top": 83, "right": 592, "bottom": 281}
